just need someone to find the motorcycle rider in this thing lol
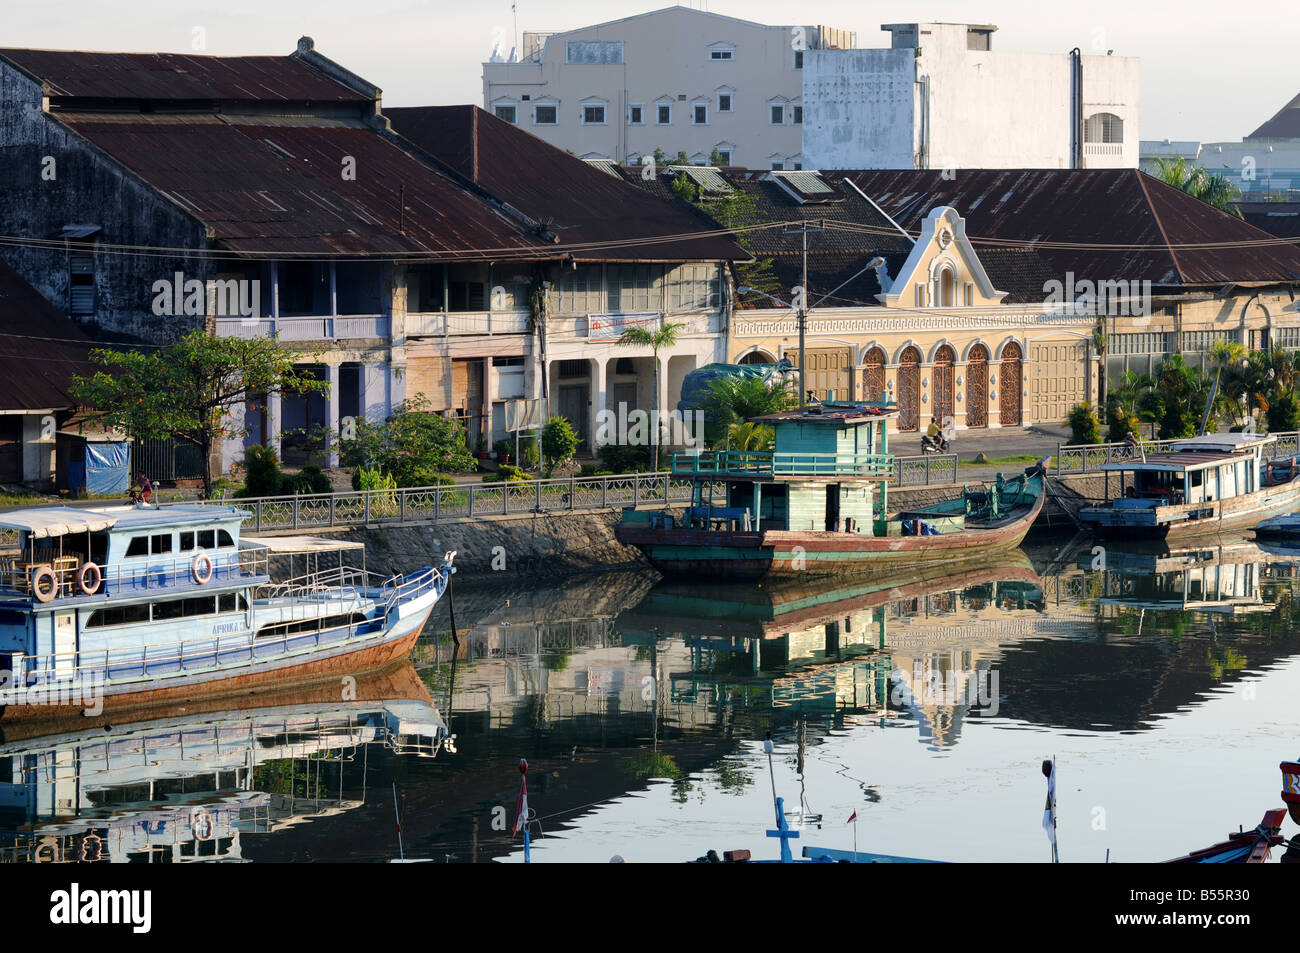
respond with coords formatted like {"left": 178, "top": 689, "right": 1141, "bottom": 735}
{"left": 923, "top": 418, "right": 948, "bottom": 453}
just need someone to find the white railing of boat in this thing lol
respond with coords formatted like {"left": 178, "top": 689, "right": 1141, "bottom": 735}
{"left": 1055, "top": 431, "right": 1300, "bottom": 474}
{"left": 0, "top": 549, "right": 271, "bottom": 602}
{"left": 0, "top": 564, "right": 447, "bottom": 693}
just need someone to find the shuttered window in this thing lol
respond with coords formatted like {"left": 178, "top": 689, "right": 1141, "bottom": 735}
{"left": 69, "top": 252, "right": 94, "bottom": 316}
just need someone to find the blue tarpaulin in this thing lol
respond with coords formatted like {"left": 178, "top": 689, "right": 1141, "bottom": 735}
{"left": 82, "top": 440, "right": 130, "bottom": 495}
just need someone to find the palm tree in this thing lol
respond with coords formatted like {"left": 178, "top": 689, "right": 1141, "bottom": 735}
{"left": 1149, "top": 156, "right": 1244, "bottom": 218}
{"left": 616, "top": 321, "right": 685, "bottom": 471}
{"left": 700, "top": 374, "right": 797, "bottom": 447}
{"left": 726, "top": 420, "right": 776, "bottom": 452}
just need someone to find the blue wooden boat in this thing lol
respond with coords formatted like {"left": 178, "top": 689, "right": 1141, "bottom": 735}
{"left": 0, "top": 504, "right": 454, "bottom": 721}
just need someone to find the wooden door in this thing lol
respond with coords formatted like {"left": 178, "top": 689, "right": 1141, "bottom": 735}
{"left": 999, "top": 342, "right": 1022, "bottom": 427}
{"left": 933, "top": 345, "right": 955, "bottom": 429}
{"left": 967, "top": 344, "right": 989, "bottom": 428}
{"left": 862, "top": 347, "right": 886, "bottom": 402}
{"left": 898, "top": 346, "right": 921, "bottom": 431}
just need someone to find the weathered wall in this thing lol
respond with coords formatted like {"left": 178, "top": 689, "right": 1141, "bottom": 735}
{"left": 0, "top": 62, "right": 211, "bottom": 342}
{"left": 803, "top": 47, "right": 914, "bottom": 170}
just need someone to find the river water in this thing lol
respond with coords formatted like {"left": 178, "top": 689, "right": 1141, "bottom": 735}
{"left": 4, "top": 532, "right": 1298, "bottom": 863}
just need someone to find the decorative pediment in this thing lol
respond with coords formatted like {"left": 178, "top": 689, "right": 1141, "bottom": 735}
{"left": 876, "top": 206, "right": 1008, "bottom": 309}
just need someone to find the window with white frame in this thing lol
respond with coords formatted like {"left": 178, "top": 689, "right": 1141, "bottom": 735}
{"left": 708, "top": 42, "right": 735, "bottom": 61}
{"left": 792, "top": 103, "right": 803, "bottom": 125}
{"left": 628, "top": 103, "right": 644, "bottom": 125}
{"left": 534, "top": 101, "right": 558, "bottom": 125}
{"left": 964, "top": 282, "right": 974, "bottom": 307}
{"left": 690, "top": 154, "right": 708, "bottom": 166}
{"left": 581, "top": 101, "right": 607, "bottom": 125}
{"left": 770, "top": 156, "right": 785, "bottom": 170}
{"left": 692, "top": 102, "right": 708, "bottom": 125}
{"left": 656, "top": 102, "right": 672, "bottom": 125}
{"left": 492, "top": 102, "right": 517, "bottom": 124}
{"left": 666, "top": 263, "right": 720, "bottom": 311}
{"left": 790, "top": 156, "right": 803, "bottom": 170}
{"left": 769, "top": 102, "right": 784, "bottom": 125}
{"left": 1084, "top": 112, "right": 1124, "bottom": 143}
{"left": 793, "top": 50, "right": 804, "bottom": 69}
{"left": 714, "top": 147, "right": 732, "bottom": 165}
{"left": 716, "top": 87, "right": 733, "bottom": 112}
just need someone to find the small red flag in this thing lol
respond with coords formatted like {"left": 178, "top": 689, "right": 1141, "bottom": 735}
{"left": 846, "top": 810, "right": 857, "bottom": 824}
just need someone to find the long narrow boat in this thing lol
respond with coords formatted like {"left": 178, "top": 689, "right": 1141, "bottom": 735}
{"left": 1079, "top": 432, "right": 1300, "bottom": 540}
{"left": 0, "top": 504, "right": 454, "bottom": 722}
{"left": 616, "top": 401, "right": 1045, "bottom": 581}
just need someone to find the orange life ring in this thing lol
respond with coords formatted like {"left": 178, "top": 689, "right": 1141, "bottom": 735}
{"left": 77, "top": 561, "right": 103, "bottom": 595}
{"left": 191, "top": 552, "right": 214, "bottom": 585}
{"left": 31, "top": 566, "right": 58, "bottom": 603}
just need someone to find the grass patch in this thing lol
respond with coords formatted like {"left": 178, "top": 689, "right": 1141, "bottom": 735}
{"left": 958, "top": 454, "right": 1055, "bottom": 468}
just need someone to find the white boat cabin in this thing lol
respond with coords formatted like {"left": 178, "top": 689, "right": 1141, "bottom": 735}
{"left": 1099, "top": 433, "right": 1279, "bottom": 507}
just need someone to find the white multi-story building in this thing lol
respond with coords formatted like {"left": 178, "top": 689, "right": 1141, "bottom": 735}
{"left": 803, "top": 22, "right": 1140, "bottom": 171}
{"left": 481, "top": 6, "right": 854, "bottom": 170}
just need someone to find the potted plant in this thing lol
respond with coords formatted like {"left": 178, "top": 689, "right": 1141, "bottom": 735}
{"left": 475, "top": 437, "right": 491, "bottom": 461}
{"left": 494, "top": 438, "right": 513, "bottom": 465}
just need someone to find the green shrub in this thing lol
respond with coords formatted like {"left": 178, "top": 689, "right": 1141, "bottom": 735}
{"left": 1067, "top": 402, "right": 1103, "bottom": 445}
{"left": 1268, "top": 392, "right": 1300, "bottom": 433}
{"left": 284, "top": 464, "right": 331, "bottom": 495}
{"left": 240, "top": 444, "right": 286, "bottom": 496}
{"left": 541, "top": 417, "right": 579, "bottom": 476}
{"left": 484, "top": 464, "right": 533, "bottom": 483}
{"left": 520, "top": 434, "right": 541, "bottom": 469}
{"left": 597, "top": 443, "right": 653, "bottom": 473}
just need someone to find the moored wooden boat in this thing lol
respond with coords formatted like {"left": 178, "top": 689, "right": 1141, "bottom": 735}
{"left": 615, "top": 400, "right": 1045, "bottom": 581}
{"left": 1164, "top": 809, "right": 1288, "bottom": 863}
{"left": 1079, "top": 432, "right": 1300, "bottom": 540}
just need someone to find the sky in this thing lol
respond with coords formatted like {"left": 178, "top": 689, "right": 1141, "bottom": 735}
{"left": 2, "top": 0, "right": 1294, "bottom": 143}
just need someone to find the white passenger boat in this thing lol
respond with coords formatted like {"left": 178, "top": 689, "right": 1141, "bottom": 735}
{"left": 1077, "top": 432, "right": 1300, "bottom": 539}
{"left": 0, "top": 504, "right": 454, "bottom": 722}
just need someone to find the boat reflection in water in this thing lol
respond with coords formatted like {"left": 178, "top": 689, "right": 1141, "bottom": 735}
{"left": 0, "top": 663, "right": 450, "bottom": 863}
{"left": 1080, "top": 538, "right": 1282, "bottom": 615}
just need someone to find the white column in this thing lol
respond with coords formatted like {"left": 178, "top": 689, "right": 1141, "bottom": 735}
{"left": 267, "top": 390, "right": 283, "bottom": 456}
{"left": 483, "top": 356, "right": 498, "bottom": 448}
{"left": 592, "top": 357, "right": 607, "bottom": 449}
{"left": 326, "top": 363, "right": 341, "bottom": 467}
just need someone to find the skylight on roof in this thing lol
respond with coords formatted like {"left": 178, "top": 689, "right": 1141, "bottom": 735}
{"left": 670, "top": 165, "right": 733, "bottom": 194}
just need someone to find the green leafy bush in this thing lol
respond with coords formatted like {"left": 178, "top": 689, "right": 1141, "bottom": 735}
{"left": 596, "top": 443, "right": 653, "bottom": 473}
{"left": 484, "top": 464, "right": 533, "bottom": 483}
{"left": 284, "top": 464, "right": 331, "bottom": 495}
{"left": 1268, "top": 392, "right": 1300, "bottom": 433}
{"left": 520, "top": 434, "right": 541, "bottom": 469}
{"left": 541, "top": 417, "right": 579, "bottom": 476}
{"left": 339, "top": 395, "right": 476, "bottom": 487}
{"left": 1066, "top": 402, "right": 1103, "bottom": 445}
{"left": 239, "top": 444, "right": 286, "bottom": 496}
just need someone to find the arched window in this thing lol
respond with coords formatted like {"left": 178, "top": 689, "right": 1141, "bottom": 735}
{"left": 933, "top": 265, "right": 955, "bottom": 308}
{"left": 1084, "top": 113, "right": 1124, "bottom": 144}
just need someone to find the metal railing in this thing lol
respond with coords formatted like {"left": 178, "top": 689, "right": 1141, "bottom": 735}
{"left": 1055, "top": 431, "right": 1300, "bottom": 474}
{"left": 0, "top": 549, "right": 267, "bottom": 603}
{"left": 672, "top": 449, "right": 894, "bottom": 478}
{"left": 893, "top": 454, "right": 959, "bottom": 487}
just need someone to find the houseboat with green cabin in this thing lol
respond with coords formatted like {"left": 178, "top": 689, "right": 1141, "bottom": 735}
{"left": 615, "top": 400, "right": 1046, "bottom": 581}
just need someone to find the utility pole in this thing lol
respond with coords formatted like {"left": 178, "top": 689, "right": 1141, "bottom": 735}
{"left": 783, "top": 219, "right": 824, "bottom": 404}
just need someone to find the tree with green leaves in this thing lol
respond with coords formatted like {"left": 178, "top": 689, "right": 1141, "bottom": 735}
{"left": 338, "top": 393, "right": 475, "bottom": 487}
{"left": 71, "top": 330, "right": 327, "bottom": 498}
{"left": 616, "top": 321, "right": 685, "bottom": 470}
{"left": 1154, "top": 354, "right": 1212, "bottom": 438}
{"left": 1149, "top": 157, "right": 1244, "bottom": 217}
{"left": 699, "top": 373, "right": 796, "bottom": 447}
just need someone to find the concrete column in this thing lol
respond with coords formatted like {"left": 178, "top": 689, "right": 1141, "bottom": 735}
{"left": 592, "top": 357, "right": 607, "bottom": 449}
{"left": 483, "top": 356, "right": 498, "bottom": 448}
{"left": 326, "top": 363, "right": 341, "bottom": 467}
{"left": 267, "top": 390, "right": 283, "bottom": 456}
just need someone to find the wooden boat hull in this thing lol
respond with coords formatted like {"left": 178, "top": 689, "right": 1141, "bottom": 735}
{"left": 1283, "top": 761, "right": 1300, "bottom": 825}
{"left": 617, "top": 483, "right": 1044, "bottom": 581}
{"left": 1081, "top": 473, "right": 1300, "bottom": 540}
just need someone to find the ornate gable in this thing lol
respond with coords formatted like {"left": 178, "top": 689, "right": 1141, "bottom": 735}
{"left": 876, "top": 206, "right": 1008, "bottom": 309}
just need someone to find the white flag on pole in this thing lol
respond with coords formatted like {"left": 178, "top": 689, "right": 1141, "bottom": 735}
{"left": 1042, "top": 758, "right": 1058, "bottom": 857}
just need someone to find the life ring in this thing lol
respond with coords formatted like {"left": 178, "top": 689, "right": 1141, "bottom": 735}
{"left": 77, "top": 561, "right": 103, "bottom": 595}
{"left": 191, "top": 552, "right": 214, "bottom": 585}
{"left": 191, "top": 808, "right": 214, "bottom": 841}
{"left": 31, "top": 566, "right": 58, "bottom": 603}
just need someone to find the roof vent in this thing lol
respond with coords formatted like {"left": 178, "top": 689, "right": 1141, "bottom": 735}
{"left": 297, "top": 36, "right": 315, "bottom": 53}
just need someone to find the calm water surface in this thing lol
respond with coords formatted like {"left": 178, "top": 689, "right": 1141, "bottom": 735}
{"left": 4, "top": 533, "right": 1298, "bottom": 863}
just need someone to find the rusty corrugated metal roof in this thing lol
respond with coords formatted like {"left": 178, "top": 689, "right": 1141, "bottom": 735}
{"left": 384, "top": 106, "right": 747, "bottom": 262}
{"left": 57, "top": 112, "right": 547, "bottom": 258}
{"left": 0, "top": 47, "right": 369, "bottom": 102}
{"left": 1247, "top": 92, "right": 1300, "bottom": 140}
{"left": 0, "top": 260, "right": 96, "bottom": 411}
{"left": 827, "top": 169, "right": 1300, "bottom": 287}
